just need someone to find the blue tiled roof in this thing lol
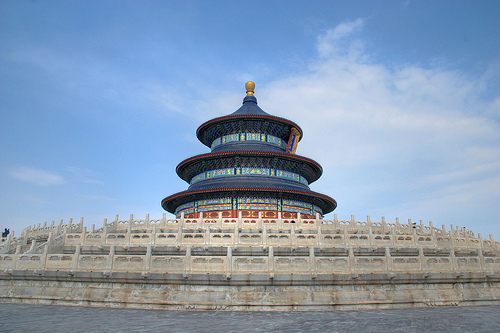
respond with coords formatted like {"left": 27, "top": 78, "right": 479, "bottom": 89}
{"left": 231, "top": 95, "right": 269, "bottom": 115}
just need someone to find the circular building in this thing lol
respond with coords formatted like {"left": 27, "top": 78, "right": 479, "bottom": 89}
{"left": 161, "top": 82, "right": 336, "bottom": 220}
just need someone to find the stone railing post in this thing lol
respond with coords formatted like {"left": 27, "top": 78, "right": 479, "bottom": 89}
{"left": 128, "top": 214, "right": 133, "bottom": 234}
{"left": 80, "top": 225, "right": 86, "bottom": 246}
{"left": 450, "top": 224, "right": 455, "bottom": 248}
{"left": 343, "top": 225, "right": 348, "bottom": 247}
{"left": 177, "top": 224, "right": 183, "bottom": 245}
{"left": 102, "top": 218, "right": 108, "bottom": 238}
{"left": 108, "top": 246, "right": 115, "bottom": 271}
{"left": 317, "top": 224, "right": 323, "bottom": 246}
{"left": 113, "top": 214, "right": 119, "bottom": 229}
{"left": 478, "top": 235, "right": 485, "bottom": 271}
{"left": 268, "top": 246, "right": 274, "bottom": 279}
{"left": 391, "top": 223, "right": 396, "bottom": 247}
{"left": 152, "top": 225, "right": 157, "bottom": 246}
{"left": 262, "top": 226, "right": 267, "bottom": 246}
{"left": 145, "top": 245, "right": 152, "bottom": 271}
{"left": 367, "top": 216, "right": 373, "bottom": 246}
{"left": 161, "top": 213, "right": 167, "bottom": 227}
{"left": 385, "top": 247, "right": 391, "bottom": 272}
{"left": 234, "top": 225, "right": 239, "bottom": 246}
{"left": 309, "top": 246, "right": 316, "bottom": 277}
{"left": 450, "top": 246, "right": 457, "bottom": 272}
{"left": 184, "top": 246, "right": 191, "bottom": 277}
{"left": 226, "top": 246, "right": 232, "bottom": 279}
{"left": 418, "top": 247, "right": 425, "bottom": 272}
{"left": 73, "top": 245, "right": 80, "bottom": 270}
{"left": 464, "top": 228, "right": 470, "bottom": 249}
{"left": 412, "top": 221, "right": 417, "bottom": 245}
{"left": 348, "top": 247, "right": 354, "bottom": 274}
{"left": 42, "top": 243, "right": 49, "bottom": 270}
{"left": 429, "top": 221, "right": 435, "bottom": 241}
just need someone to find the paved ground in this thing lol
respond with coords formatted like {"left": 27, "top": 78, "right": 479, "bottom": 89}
{"left": 0, "top": 303, "right": 499, "bottom": 332}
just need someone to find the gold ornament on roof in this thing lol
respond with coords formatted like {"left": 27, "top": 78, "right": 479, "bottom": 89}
{"left": 245, "top": 81, "right": 255, "bottom": 95}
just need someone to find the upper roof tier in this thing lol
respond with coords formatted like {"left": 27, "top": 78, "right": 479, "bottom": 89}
{"left": 196, "top": 82, "right": 303, "bottom": 153}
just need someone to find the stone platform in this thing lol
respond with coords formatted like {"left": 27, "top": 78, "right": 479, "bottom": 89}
{"left": 0, "top": 214, "right": 499, "bottom": 310}
{"left": 1, "top": 270, "right": 499, "bottom": 310}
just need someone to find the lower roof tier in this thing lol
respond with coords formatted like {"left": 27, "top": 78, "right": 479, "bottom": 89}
{"left": 161, "top": 187, "right": 337, "bottom": 216}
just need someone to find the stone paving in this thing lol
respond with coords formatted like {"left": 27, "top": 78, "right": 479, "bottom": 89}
{"left": 0, "top": 303, "right": 499, "bottom": 332}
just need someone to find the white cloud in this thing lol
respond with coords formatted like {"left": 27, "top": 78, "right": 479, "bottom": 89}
{"left": 187, "top": 19, "right": 500, "bottom": 236}
{"left": 65, "top": 166, "right": 102, "bottom": 185}
{"left": 11, "top": 19, "right": 497, "bottom": 236}
{"left": 317, "top": 18, "right": 364, "bottom": 58}
{"left": 9, "top": 167, "right": 65, "bottom": 186}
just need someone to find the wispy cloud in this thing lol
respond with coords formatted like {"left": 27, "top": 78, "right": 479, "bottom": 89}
{"left": 317, "top": 18, "right": 365, "bottom": 57}
{"left": 258, "top": 19, "right": 500, "bottom": 231}
{"left": 9, "top": 167, "right": 65, "bottom": 186}
{"left": 65, "top": 166, "right": 102, "bottom": 185}
{"left": 185, "top": 19, "right": 500, "bottom": 235}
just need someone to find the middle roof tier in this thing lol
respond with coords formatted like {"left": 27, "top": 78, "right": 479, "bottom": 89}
{"left": 176, "top": 151, "right": 323, "bottom": 190}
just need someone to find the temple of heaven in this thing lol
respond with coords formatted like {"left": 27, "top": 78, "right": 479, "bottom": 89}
{"left": 161, "top": 81, "right": 337, "bottom": 220}
{"left": 1, "top": 81, "right": 499, "bottom": 311}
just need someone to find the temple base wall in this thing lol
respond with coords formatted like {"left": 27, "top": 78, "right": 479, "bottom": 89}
{"left": 2, "top": 216, "right": 498, "bottom": 310}
{"left": 1, "top": 271, "right": 498, "bottom": 311}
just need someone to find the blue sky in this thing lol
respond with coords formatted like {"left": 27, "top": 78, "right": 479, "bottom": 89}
{"left": 1, "top": 0, "right": 499, "bottom": 239}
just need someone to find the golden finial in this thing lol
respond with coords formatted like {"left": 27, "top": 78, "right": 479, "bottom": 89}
{"left": 245, "top": 81, "right": 255, "bottom": 95}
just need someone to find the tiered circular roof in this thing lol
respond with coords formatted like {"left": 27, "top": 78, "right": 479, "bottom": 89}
{"left": 161, "top": 81, "right": 336, "bottom": 215}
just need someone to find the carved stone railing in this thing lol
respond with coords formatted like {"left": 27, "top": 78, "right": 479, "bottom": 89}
{"left": 1, "top": 245, "right": 498, "bottom": 275}
{"left": 2, "top": 213, "right": 496, "bottom": 276}
{"left": 20, "top": 214, "right": 496, "bottom": 245}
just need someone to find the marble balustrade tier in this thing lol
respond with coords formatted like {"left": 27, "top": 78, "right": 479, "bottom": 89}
{"left": 0, "top": 213, "right": 498, "bottom": 276}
